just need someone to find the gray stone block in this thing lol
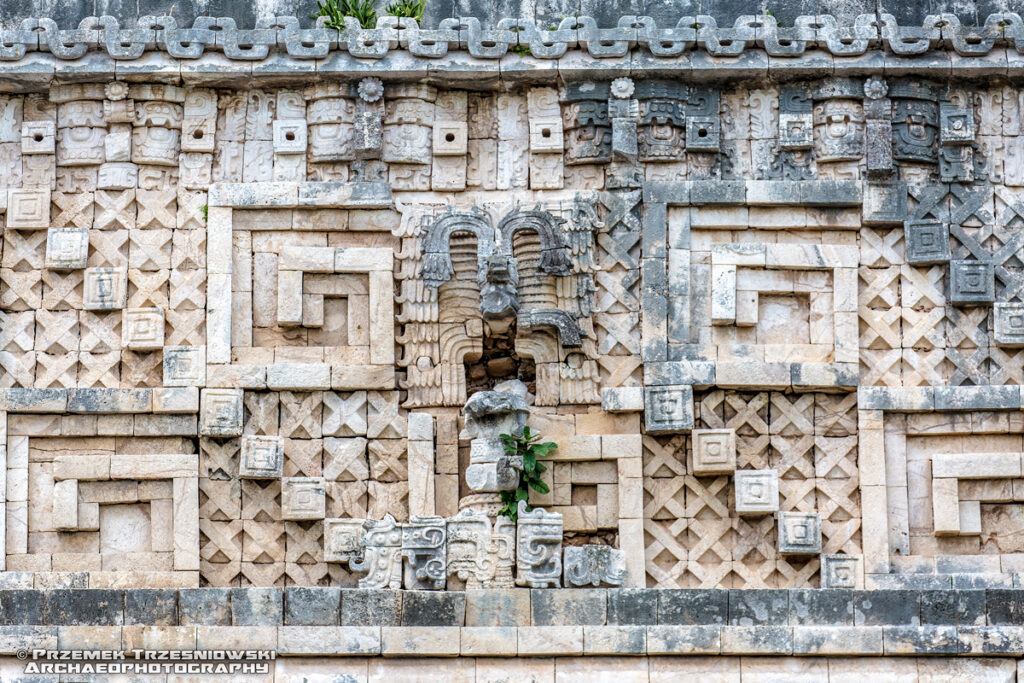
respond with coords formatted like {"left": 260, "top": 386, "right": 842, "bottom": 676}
{"left": 854, "top": 590, "right": 920, "bottom": 626}
{"left": 951, "top": 573, "right": 1013, "bottom": 590}
{"left": 644, "top": 361, "right": 715, "bottom": 388}
{"left": 231, "top": 587, "right": 283, "bottom": 626}
{"left": 689, "top": 180, "right": 743, "bottom": 204}
{"left": 608, "top": 588, "right": 657, "bottom": 625}
{"left": 994, "top": 302, "right": 1024, "bottom": 347}
{"left": 465, "top": 589, "right": 531, "bottom": 627}
{"left": 342, "top": 589, "right": 402, "bottom": 626}
{"left": 43, "top": 589, "right": 124, "bottom": 626}
{"left": 949, "top": 260, "right": 995, "bottom": 304}
{"left": 643, "top": 384, "right": 694, "bottom": 434}
{"left": 124, "top": 589, "right": 177, "bottom": 626}
{"left": 0, "top": 388, "right": 68, "bottom": 412}
{"left": 531, "top": 589, "right": 607, "bottom": 626}
{"left": 67, "top": 388, "right": 152, "bottom": 413}
{"left": 862, "top": 182, "right": 908, "bottom": 226}
{"left": 801, "top": 179, "right": 861, "bottom": 205}
{"left": 920, "top": 590, "right": 985, "bottom": 626}
{"left": 882, "top": 624, "right": 959, "bottom": 653}
{"left": 284, "top": 587, "right": 341, "bottom": 625}
{"left": 957, "top": 625, "right": 1024, "bottom": 654}
{"left": 728, "top": 589, "right": 788, "bottom": 626}
{"left": 0, "top": 590, "right": 43, "bottom": 625}
{"left": 658, "top": 589, "right": 728, "bottom": 625}
{"left": 401, "top": 590, "right": 466, "bottom": 626}
{"left": 179, "top": 588, "right": 231, "bottom": 625}
{"left": 904, "top": 220, "right": 951, "bottom": 264}
{"left": 788, "top": 589, "right": 853, "bottom": 626}
{"left": 987, "top": 589, "right": 1024, "bottom": 625}
{"left": 0, "top": 573, "right": 33, "bottom": 589}
{"left": 934, "top": 385, "right": 1021, "bottom": 411}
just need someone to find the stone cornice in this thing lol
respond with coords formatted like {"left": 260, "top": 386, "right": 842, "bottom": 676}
{"left": 0, "top": 13, "right": 1023, "bottom": 67}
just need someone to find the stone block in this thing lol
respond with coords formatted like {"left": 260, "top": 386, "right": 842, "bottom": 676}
{"left": 563, "top": 545, "right": 627, "bottom": 587}
{"left": 43, "top": 589, "right": 124, "bottom": 626}
{"left": 904, "top": 220, "right": 951, "bottom": 264}
{"left": 342, "top": 589, "right": 402, "bottom": 627}
{"left": 643, "top": 385, "right": 694, "bottom": 434}
{"left": 433, "top": 122, "right": 468, "bottom": 155}
{"left": 853, "top": 590, "right": 920, "bottom": 626}
{"left": 920, "top": 589, "right": 985, "bottom": 626}
{"left": 230, "top": 587, "right": 283, "bottom": 626}
{"left": 465, "top": 589, "right": 531, "bottom": 627}
{"left": 124, "top": 589, "right": 178, "bottom": 626}
{"left": 777, "top": 511, "right": 822, "bottom": 555}
{"left": 460, "top": 626, "right": 518, "bottom": 656}
{"left": 121, "top": 308, "right": 165, "bottom": 350}
{"left": 734, "top": 469, "right": 779, "bottom": 515}
{"left": 281, "top": 477, "right": 326, "bottom": 520}
{"left": 401, "top": 591, "right": 466, "bottom": 626}
{"left": 178, "top": 589, "right": 231, "bottom": 625}
{"left": 162, "top": 346, "right": 205, "bottom": 386}
{"left": 949, "top": 260, "right": 995, "bottom": 304}
{"left": 995, "top": 302, "right": 1024, "bottom": 347}
{"left": 607, "top": 588, "right": 657, "bottom": 625}
{"left": 284, "top": 587, "right": 341, "bottom": 626}
{"left": 646, "top": 625, "right": 722, "bottom": 655}
{"left": 719, "top": 625, "right": 792, "bottom": 654}
{"left": 83, "top": 267, "right": 127, "bottom": 310}
{"left": 199, "top": 388, "right": 243, "bottom": 437}
{"left": 278, "top": 625, "right": 381, "bottom": 656}
{"left": 601, "top": 387, "right": 644, "bottom": 412}
{"left": 658, "top": 589, "right": 728, "bottom": 625}
{"left": 788, "top": 588, "right": 853, "bottom": 626}
{"left": 517, "top": 625, "right": 583, "bottom": 655}
{"left": 882, "top": 624, "right": 959, "bottom": 654}
{"left": 583, "top": 624, "right": 646, "bottom": 654}
{"left": 45, "top": 228, "right": 88, "bottom": 270}
{"left": 691, "top": 428, "right": 736, "bottom": 475}
{"left": 531, "top": 589, "right": 607, "bottom": 626}
{"left": 0, "top": 590, "right": 44, "bottom": 625}
{"left": 239, "top": 435, "right": 285, "bottom": 479}
{"left": 381, "top": 625, "right": 460, "bottom": 656}
{"left": 728, "top": 589, "right": 788, "bottom": 626}
{"left": 792, "top": 625, "right": 883, "bottom": 655}
{"left": 820, "top": 554, "right": 864, "bottom": 589}
{"left": 6, "top": 188, "right": 50, "bottom": 229}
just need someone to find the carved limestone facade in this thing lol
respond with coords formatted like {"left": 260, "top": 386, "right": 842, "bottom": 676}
{"left": 5, "top": 11, "right": 1024, "bottom": 606}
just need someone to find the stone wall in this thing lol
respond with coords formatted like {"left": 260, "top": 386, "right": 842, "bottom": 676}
{"left": 5, "top": 8, "right": 1024, "bottom": 677}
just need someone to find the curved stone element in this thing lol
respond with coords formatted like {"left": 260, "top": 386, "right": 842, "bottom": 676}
{"left": 517, "top": 309, "right": 584, "bottom": 348}
{"left": 4, "top": 13, "right": 1024, "bottom": 63}
{"left": 349, "top": 514, "right": 403, "bottom": 590}
{"left": 497, "top": 208, "right": 571, "bottom": 277}
{"left": 462, "top": 390, "right": 529, "bottom": 440}
{"left": 420, "top": 208, "right": 495, "bottom": 289}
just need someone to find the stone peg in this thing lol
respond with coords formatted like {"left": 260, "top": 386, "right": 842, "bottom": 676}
{"left": 563, "top": 545, "right": 627, "bottom": 588}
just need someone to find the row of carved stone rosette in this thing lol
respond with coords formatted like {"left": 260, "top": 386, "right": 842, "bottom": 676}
{"left": 3, "top": 13, "right": 1024, "bottom": 62}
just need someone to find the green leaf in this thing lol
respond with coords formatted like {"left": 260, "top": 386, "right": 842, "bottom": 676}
{"left": 529, "top": 479, "right": 550, "bottom": 494}
{"left": 522, "top": 426, "right": 532, "bottom": 440}
{"left": 532, "top": 442, "right": 557, "bottom": 457}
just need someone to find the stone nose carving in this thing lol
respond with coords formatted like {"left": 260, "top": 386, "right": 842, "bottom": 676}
{"left": 420, "top": 205, "right": 572, "bottom": 315}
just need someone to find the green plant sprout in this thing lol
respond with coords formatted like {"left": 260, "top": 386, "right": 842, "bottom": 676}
{"left": 385, "top": 0, "right": 427, "bottom": 24}
{"left": 313, "top": 0, "right": 377, "bottom": 30}
{"left": 498, "top": 426, "right": 557, "bottom": 522}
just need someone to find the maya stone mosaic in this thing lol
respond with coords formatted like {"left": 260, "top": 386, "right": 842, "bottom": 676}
{"left": 7, "top": 7, "right": 1024, "bottom": 673}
